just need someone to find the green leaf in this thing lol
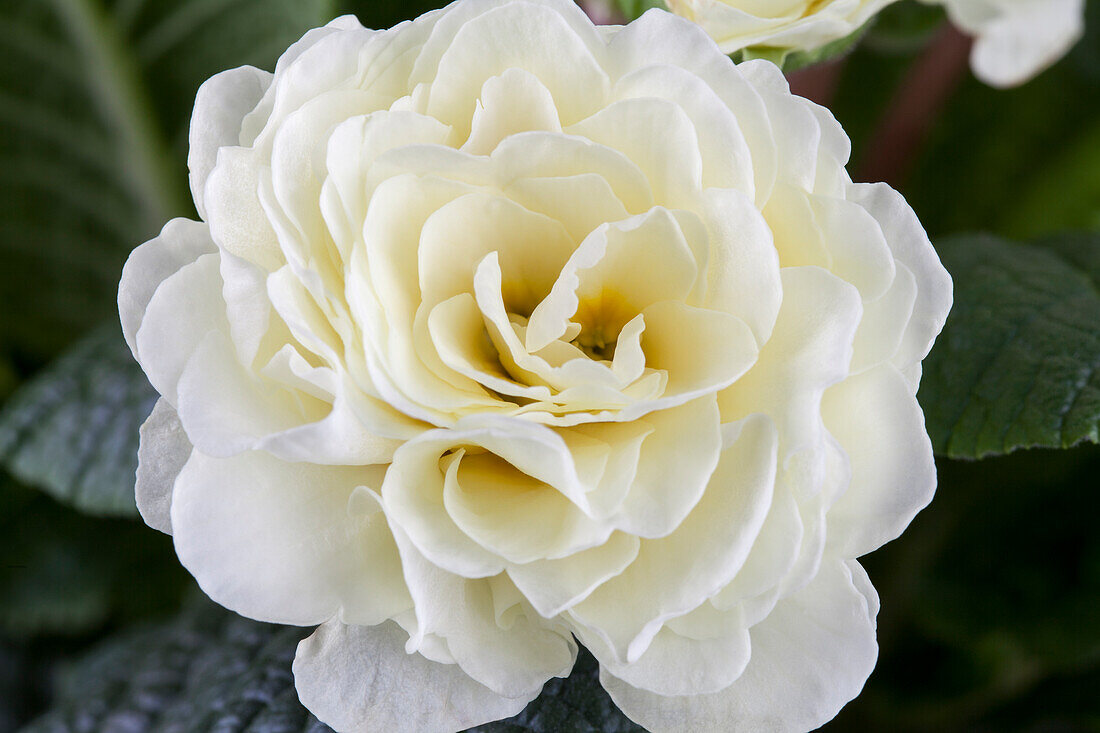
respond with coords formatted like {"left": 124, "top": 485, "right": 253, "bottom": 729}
{"left": 20, "top": 597, "right": 639, "bottom": 733}
{"left": 19, "top": 599, "right": 330, "bottom": 733}
{"left": 0, "top": 325, "right": 157, "bottom": 516}
{"left": 0, "top": 0, "right": 333, "bottom": 363}
{"left": 471, "top": 648, "right": 643, "bottom": 732}
{"left": 919, "top": 233, "right": 1100, "bottom": 458}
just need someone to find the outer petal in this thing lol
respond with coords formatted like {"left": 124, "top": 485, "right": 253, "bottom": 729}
{"left": 823, "top": 364, "right": 936, "bottom": 558}
{"left": 119, "top": 218, "right": 217, "bottom": 359}
{"left": 171, "top": 451, "right": 408, "bottom": 627}
{"left": 848, "top": 182, "right": 952, "bottom": 381}
{"left": 601, "top": 558, "right": 879, "bottom": 733}
{"left": 390, "top": 522, "right": 577, "bottom": 698}
{"left": 586, "top": 619, "right": 751, "bottom": 697}
{"left": 570, "top": 414, "right": 777, "bottom": 664}
{"left": 134, "top": 398, "right": 191, "bottom": 535}
{"left": 188, "top": 66, "right": 272, "bottom": 219}
{"left": 294, "top": 620, "right": 535, "bottom": 733}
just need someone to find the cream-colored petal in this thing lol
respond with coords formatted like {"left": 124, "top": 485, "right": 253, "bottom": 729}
{"left": 567, "top": 97, "right": 702, "bottom": 210}
{"left": 638, "top": 300, "right": 758, "bottom": 409}
{"left": 851, "top": 261, "right": 918, "bottom": 374}
{"left": 188, "top": 66, "right": 271, "bottom": 219}
{"left": 719, "top": 266, "right": 862, "bottom": 502}
{"left": 940, "top": 0, "right": 1084, "bottom": 87}
{"left": 443, "top": 449, "right": 611, "bottom": 564}
{"left": 492, "top": 131, "right": 653, "bottom": 215}
{"left": 601, "top": 557, "right": 879, "bottom": 733}
{"left": 134, "top": 253, "right": 226, "bottom": 405}
{"left": 605, "top": 11, "right": 778, "bottom": 203}
{"left": 134, "top": 398, "right": 190, "bottom": 535}
{"left": 294, "top": 619, "right": 535, "bottom": 733}
{"left": 171, "top": 451, "right": 406, "bottom": 626}
{"left": 418, "top": 191, "right": 574, "bottom": 315}
{"left": 463, "top": 68, "right": 562, "bottom": 155}
{"left": 608, "top": 397, "right": 724, "bottom": 538}
{"left": 526, "top": 208, "right": 698, "bottom": 353}
{"left": 390, "top": 522, "right": 577, "bottom": 698}
{"left": 586, "top": 621, "right": 751, "bottom": 697}
{"left": 700, "top": 187, "right": 781, "bottom": 345}
{"left": 507, "top": 531, "right": 640, "bottom": 617}
{"left": 322, "top": 111, "right": 451, "bottom": 259}
{"left": 119, "top": 218, "right": 217, "bottom": 358}
{"left": 848, "top": 182, "right": 953, "bottom": 380}
{"left": 824, "top": 364, "right": 936, "bottom": 558}
{"left": 503, "top": 173, "right": 630, "bottom": 245}
{"left": 424, "top": 2, "right": 609, "bottom": 138}
{"left": 571, "top": 414, "right": 777, "bottom": 664}
{"left": 711, "top": 476, "right": 802, "bottom": 611}
{"left": 613, "top": 63, "right": 755, "bottom": 197}
{"left": 203, "top": 146, "right": 284, "bottom": 271}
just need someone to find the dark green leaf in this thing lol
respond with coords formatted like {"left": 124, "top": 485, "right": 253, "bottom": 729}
{"left": 471, "top": 648, "right": 643, "bottom": 733}
{"left": 18, "top": 591, "right": 641, "bottom": 733}
{"left": 19, "top": 599, "right": 331, "bottom": 733}
{"left": 0, "top": 0, "right": 333, "bottom": 363}
{"left": 0, "top": 325, "right": 156, "bottom": 516}
{"left": 19, "top": 598, "right": 641, "bottom": 733}
{"left": 919, "top": 232, "right": 1100, "bottom": 458}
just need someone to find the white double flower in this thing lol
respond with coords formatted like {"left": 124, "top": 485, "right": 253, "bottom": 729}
{"left": 120, "top": 1, "right": 952, "bottom": 730}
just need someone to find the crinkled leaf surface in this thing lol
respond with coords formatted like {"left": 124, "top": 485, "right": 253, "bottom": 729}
{"left": 20, "top": 597, "right": 641, "bottom": 733}
{"left": 0, "top": 325, "right": 157, "bottom": 516}
{"left": 919, "top": 232, "right": 1100, "bottom": 458}
{"left": 19, "top": 599, "right": 330, "bottom": 733}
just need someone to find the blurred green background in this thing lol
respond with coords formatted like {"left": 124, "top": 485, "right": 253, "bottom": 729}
{"left": 0, "top": 0, "right": 1098, "bottom": 731}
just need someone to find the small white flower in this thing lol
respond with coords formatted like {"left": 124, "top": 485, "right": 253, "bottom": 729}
{"left": 119, "top": 1, "right": 952, "bottom": 731}
{"left": 930, "top": 0, "right": 1085, "bottom": 87}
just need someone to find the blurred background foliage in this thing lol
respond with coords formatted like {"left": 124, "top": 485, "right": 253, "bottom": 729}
{"left": 0, "top": 0, "right": 1098, "bottom": 730}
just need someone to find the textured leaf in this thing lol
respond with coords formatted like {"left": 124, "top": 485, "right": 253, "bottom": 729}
{"left": 0, "top": 325, "right": 157, "bottom": 516}
{"left": 919, "top": 232, "right": 1100, "bottom": 458}
{"left": 0, "top": 0, "right": 332, "bottom": 362}
{"left": 19, "top": 599, "right": 330, "bottom": 733}
{"left": 20, "top": 598, "right": 641, "bottom": 733}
